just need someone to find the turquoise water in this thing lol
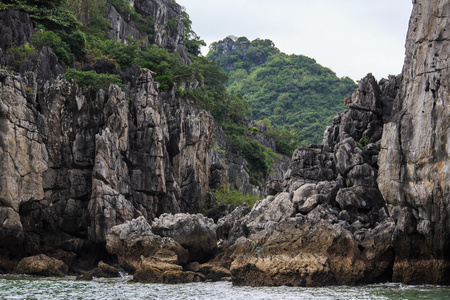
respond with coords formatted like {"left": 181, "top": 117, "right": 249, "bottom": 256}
{"left": 1, "top": 275, "right": 450, "bottom": 300}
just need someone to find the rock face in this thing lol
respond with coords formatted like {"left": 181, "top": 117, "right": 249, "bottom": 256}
{"left": 209, "top": 125, "right": 260, "bottom": 195}
{"left": 378, "top": 0, "right": 450, "bottom": 284}
{"left": 219, "top": 73, "right": 401, "bottom": 286}
{"left": 107, "top": 0, "right": 190, "bottom": 62}
{"left": 0, "top": 0, "right": 448, "bottom": 287}
{"left": 0, "top": 10, "right": 33, "bottom": 51}
{"left": 0, "top": 9, "right": 213, "bottom": 265}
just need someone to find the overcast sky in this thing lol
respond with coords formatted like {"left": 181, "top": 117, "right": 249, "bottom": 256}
{"left": 177, "top": 0, "right": 413, "bottom": 82}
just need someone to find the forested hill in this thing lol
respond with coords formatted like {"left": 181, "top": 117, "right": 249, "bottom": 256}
{"left": 208, "top": 36, "right": 358, "bottom": 145}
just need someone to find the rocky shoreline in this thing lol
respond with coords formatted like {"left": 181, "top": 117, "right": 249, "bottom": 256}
{"left": 1, "top": 0, "right": 449, "bottom": 286}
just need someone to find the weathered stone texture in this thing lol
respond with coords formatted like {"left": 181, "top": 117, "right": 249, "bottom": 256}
{"left": 219, "top": 73, "right": 401, "bottom": 286}
{"left": 0, "top": 64, "right": 213, "bottom": 259}
{"left": 378, "top": 0, "right": 450, "bottom": 284}
{"left": 107, "top": 0, "right": 189, "bottom": 62}
{"left": 152, "top": 213, "right": 217, "bottom": 261}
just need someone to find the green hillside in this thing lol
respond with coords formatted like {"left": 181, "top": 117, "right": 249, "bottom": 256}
{"left": 208, "top": 37, "right": 357, "bottom": 145}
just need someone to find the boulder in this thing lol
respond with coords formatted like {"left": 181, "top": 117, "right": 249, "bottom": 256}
{"left": 151, "top": 213, "right": 217, "bottom": 261}
{"left": 105, "top": 216, "right": 188, "bottom": 272}
{"left": 16, "top": 254, "right": 68, "bottom": 277}
{"left": 133, "top": 257, "right": 203, "bottom": 284}
{"left": 97, "top": 261, "right": 120, "bottom": 278}
{"left": 198, "top": 262, "right": 231, "bottom": 282}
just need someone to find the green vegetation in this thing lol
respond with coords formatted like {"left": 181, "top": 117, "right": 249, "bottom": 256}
{"left": 0, "top": 1, "right": 295, "bottom": 189}
{"left": 5, "top": 42, "right": 36, "bottom": 70}
{"left": 181, "top": 10, "right": 205, "bottom": 56}
{"left": 0, "top": 0, "right": 79, "bottom": 30}
{"left": 356, "top": 136, "right": 370, "bottom": 149}
{"left": 208, "top": 37, "right": 357, "bottom": 145}
{"left": 255, "top": 119, "right": 298, "bottom": 156}
{"left": 211, "top": 185, "right": 261, "bottom": 208}
{"left": 64, "top": 69, "right": 123, "bottom": 92}
{"left": 107, "top": 0, "right": 140, "bottom": 22}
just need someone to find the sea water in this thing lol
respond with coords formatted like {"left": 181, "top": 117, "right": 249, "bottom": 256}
{"left": 1, "top": 275, "right": 450, "bottom": 300}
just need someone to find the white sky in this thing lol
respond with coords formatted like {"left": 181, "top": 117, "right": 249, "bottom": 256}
{"left": 177, "top": 0, "right": 413, "bottom": 82}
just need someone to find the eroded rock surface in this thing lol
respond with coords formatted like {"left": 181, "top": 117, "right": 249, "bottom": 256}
{"left": 219, "top": 73, "right": 401, "bottom": 286}
{"left": 152, "top": 213, "right": 217, "bottom": 262}
{"left": 378, "top": 0, "right": 450, "bottom": 284}
{"left": 0, "top": 53, "right": 213, "bottom": 267}
{"left": 105, "top": 216, "right": 188, "bottom": 272}
{"left": 16, "top": 254, "right": 68, "bottom": 277}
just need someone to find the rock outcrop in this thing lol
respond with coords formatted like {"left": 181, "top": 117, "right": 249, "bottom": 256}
{"left": 0, "top": 10, "right": 33, "bottom": 51}
{"left": 208, "top": 125, "right": 260, "bottom": 195}
{"left": 378, "top": 0, "right": 450, "bottom": 284}
{"left": 0, "top": 0, "right": 448, "bottom": 287}
{"left": 16, "top": 254, "right": 69, "bottom": 277}
{"left": 217, "top": 73, "right": 401, "bottom": 286}
{"left": 105, "top": 216, "right": 188, "bottom": 272}
{"left": 107, "top": 0, "right": 190, "bottom": 62}
{"left": 0, "top": 9, "right": 213, "bottom": 267}
{"left": 151, "top": 213, "right": 217, "bottom": 262}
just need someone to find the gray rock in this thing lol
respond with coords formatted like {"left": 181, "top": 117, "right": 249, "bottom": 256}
{"left": 378, "top": 0, "right": 450, "bottom": 284}
{"left": 0, "top": 10, "right": 33, "bottom": 51}
{"left": 217, "top": 204, "right": 251, "bottom": 241}
{"left": 151, "top": 213, "right": 217, "bottom": 261}
{"left": 106, "top": 216, "right": 188, "bottom": 272}
{"left": 290, "top": 145, "right": 336, "bottom": 181}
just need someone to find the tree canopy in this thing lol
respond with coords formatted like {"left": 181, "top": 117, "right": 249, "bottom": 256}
{"left": 208, "top": 37, "right": 357, "bottom": 145}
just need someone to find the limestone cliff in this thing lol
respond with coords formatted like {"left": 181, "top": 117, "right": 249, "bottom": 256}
{"left": 220, "top": 0, "right": 450, "bottom": 286}
{"left": 0, "top": 2, "right": 213, "bottom": 266}
{"left": 378, "top": 0, "right": 450, "bottom": 284}
{"left": 0, "top": 64, "right": 213, "bottom": 254}
{"left": 107, "top": 0, "right": 190, "bottom": 62}
{"left": 0, "top": 0, "right": 448, "bottom": 287}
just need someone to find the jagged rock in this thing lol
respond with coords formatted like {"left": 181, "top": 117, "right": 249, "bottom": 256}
{"left": 97, "top": 261, "right": 120, "bottom": 278}
{"left": 247, "top": 192, "right": 294, "bottom": 227}
{"left": 378, "top": 0, "right": 450, "bottom": 284}
{"left": 106, "top": 3, "right": 148, "bottom": 46}
{"left": 105, "top": 216, "right": 188, "bottom": 272}
{"left": 208, "top": 124, "right": 260, "bottom": 195}
{"left": 151, "top": 213, "right": 217, "bottom": 261}
{"left": 219, "top": 70, "right": 399, "bottom": 286}
{"left": 206, "top": 204, "right": 235, "bottom": 223}
{"left": 16, "top": 254, "right": 68, "bottom": 277}
{"left": 290, "top": 145, "right": 336, "bottom": 181}
{"left": 19, "top": 47, "right": 65, "bottom": 81}
{"left": 0, "top": 49, "right": 214, "bottom": 261}
{"left": 107, "top": 0, "right": 189, "bottom": 63}
{"left": 344, "top": 73, "right": 381, "bottom": 112}
{"left": 293, "top": 181, "right": 339, "bottom": 214}
{"left": 334, "top": 138, "right": 364, "bottom": 176}
{"left": 0, "top": 70, "right": 47, "bottom": 249}
{"left": 217, "top": 204, "right": 251, "bottom": 242}
{"left": 0, "top": 10, "right": 33, "bottom": 51}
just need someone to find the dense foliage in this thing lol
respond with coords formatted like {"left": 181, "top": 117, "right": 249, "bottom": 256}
{"left": 64, "top": 69, "right": 123, "bottom": 92}
{"left": 208, "top": 37, "right": 357, "bottom": 145}
{"left": 211, "top": 185, "right": 260, "bottom": 208}
{"left": 0, "top": 1, "right": 293, "bottom": 190}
